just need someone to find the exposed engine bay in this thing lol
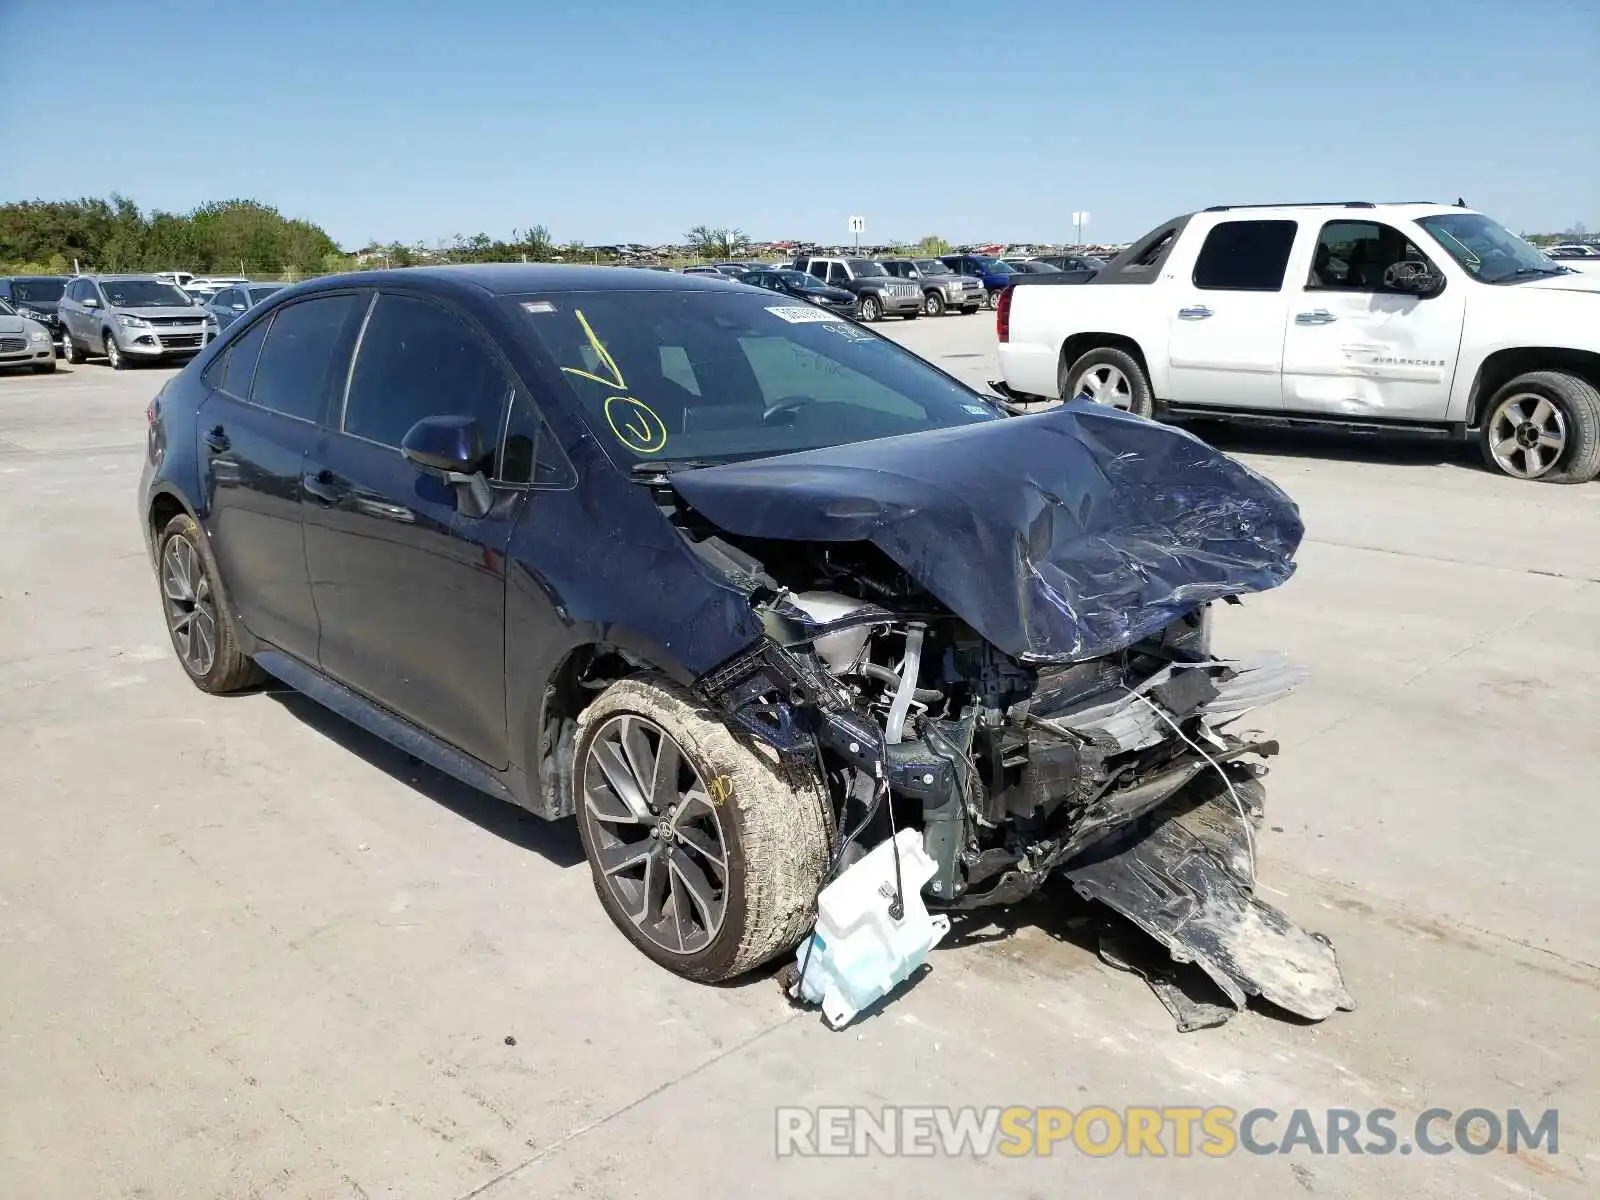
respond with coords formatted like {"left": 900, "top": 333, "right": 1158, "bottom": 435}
{"left": 683, "top": 532, "right": 1354, "bottom": 1024}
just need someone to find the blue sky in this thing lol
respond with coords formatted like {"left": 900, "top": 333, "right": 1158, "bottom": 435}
{"left": 3, "top": 0, "right": 1596, "bottom": 249}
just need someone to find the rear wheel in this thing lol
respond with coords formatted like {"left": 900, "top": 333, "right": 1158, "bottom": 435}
{"left": 859, "top": 294, "right": 882, "bottom": 322}
{"left": 32, "top": 360, "right": 57, "bottom": 374}
{"left": 1478, "top": 371, "right": 1600, "bottom": 484}
{"left": 156, "top": 513, "right": 266, "bottom": 693}
{"left": 104, "top": 331, "right": 126, "bottom": 370}
{"left": 1061, "top": 347, "right": 1155, "bottom": 418}
{"left": 987, "top": 290, "right": 1002, "bottom": 310}
{"left": 574, "top": 676, "right": 833, "bottom": 982}
{"left": 923, "top": 291, "right": 945, "bottom": 316}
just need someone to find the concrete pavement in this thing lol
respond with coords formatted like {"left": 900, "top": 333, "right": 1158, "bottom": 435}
{"left": 1, "top": 322, "right": 1595, "bottom": 1199}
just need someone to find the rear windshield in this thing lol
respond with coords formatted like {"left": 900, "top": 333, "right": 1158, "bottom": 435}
{"left": 10, "top": 279, "right": 66, "bottom": 303}
{"left": 100, "top": 280, "right": 193, "bottom": 308}
{"left": 248, "top": 286, "right": 282, "bottom": 304}
{"left": 510, "top": 289, "right": 999, "bottom": 467}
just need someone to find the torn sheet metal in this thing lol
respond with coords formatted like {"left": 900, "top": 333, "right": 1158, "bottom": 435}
{"left": 1065, "top": 789, "right": 1355, "bottom": 1022}
{"left": 668, "top": 400, "right": 1305, "bottom": 663}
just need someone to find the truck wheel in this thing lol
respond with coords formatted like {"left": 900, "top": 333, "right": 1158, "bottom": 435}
{"left": 859, "top": 294, "right": 882, "bottom": 322}
{"left": 1479, "top": 371, "right": 1600, "bottom": 483}
{"left": 923, "top": 291, "right": 945, "bottom": 316}
{"left": 1062, "top": 347, "right": 1154, "bottom": 417}
{"left": 574, "top": 675, "right": 833, "bottom": 983}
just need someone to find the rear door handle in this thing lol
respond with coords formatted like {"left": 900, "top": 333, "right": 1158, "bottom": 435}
{"left": 1177, "top": 305, "right": 1213, "bottom": 320}
{"left": 302, "top": 470, "right": 349, "bottom": 506}
{"left": 202, "top": 426, "right": 230, "bottom": 453}
{"left": 1294, "top": 309, "right": 1338, "bottom": 325}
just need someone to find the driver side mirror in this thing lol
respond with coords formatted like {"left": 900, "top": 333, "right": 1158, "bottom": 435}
{"left": 1384, "top": 260, "right": 1446, "bottom": 298}
{"left": 82, "top": 297, "right": 100, "bottom": 309}
{"left": 401, "top": 415, "right": 493, "bottom": 518}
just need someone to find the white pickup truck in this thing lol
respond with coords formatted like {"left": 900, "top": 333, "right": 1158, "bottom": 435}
{"left": 996, "top": 201, "right": 1600, "bottom": 483}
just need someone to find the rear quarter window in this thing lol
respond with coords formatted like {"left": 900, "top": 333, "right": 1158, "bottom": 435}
{"left": 1191, "top": 220, "right": 1298, "bottom": 291}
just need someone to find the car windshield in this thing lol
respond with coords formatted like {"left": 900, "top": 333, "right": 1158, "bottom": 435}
{"left": 100, "top": 280, "right": 193, "bottom": 308}
{"left": 979, "top": 258, "right": 1016, "bottom": 274}
{"left": 511, "top": 290, "right": 1000, "bottom": 468}
{"left": 248, "top": 286, "right": 282, "bottom": 304}
{"left": 0, "top": 300, "right": 15, "bottom": 317}
{"left": 11, "top": 279, "right": 66, "bottom": 303}
{"left": 913, "top": 259, "right": 951, "bottom": 274}
{"left": 846, "top": 259, "right": 887, "bottom": 277}
{"left": 1416, "top": 213, "right": 1565, "bottom": 284}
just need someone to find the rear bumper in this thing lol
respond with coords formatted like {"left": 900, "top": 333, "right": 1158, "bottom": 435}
{"left": 996, "top": 341, "right": 1059, "bottom": 398}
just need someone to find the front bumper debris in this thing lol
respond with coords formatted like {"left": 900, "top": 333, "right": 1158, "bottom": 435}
{"left": 1063, "top": 781, "right": 1355, "bottom": 1025}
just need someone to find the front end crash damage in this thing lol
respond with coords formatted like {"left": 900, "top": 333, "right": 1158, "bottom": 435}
{"left": 666, "top": 402, "right": 1354, "bottom": 1024}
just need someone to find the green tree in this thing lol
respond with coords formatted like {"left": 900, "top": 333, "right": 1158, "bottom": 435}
{"left": 915, "top": 234, "right": 951, "bottom": 256}
{"left": 685, "top": 225, "right": 749, "bottom": 258}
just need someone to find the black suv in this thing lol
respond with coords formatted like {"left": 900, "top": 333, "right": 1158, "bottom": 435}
{"left": 137, "top": 265, "right": 1348, "bottom": 1018}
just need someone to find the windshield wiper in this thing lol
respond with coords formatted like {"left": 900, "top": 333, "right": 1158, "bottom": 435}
{"left": 1500, "top": 265, "right": 1567, "bottom": 281}
{"left": 628, "top": 458, "right": 726, "bottom": 481}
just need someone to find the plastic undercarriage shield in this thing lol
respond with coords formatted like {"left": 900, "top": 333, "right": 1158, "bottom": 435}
{"left": 1063, "top": 786, "right": 1356, "bottom": 1023}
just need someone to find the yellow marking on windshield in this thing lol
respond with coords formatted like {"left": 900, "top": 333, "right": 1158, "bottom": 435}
{"left": 604, "top": 395, "right": 668, "bottom": 455}
{"left": 560, "top": 308, "right": 627, "bottom": 389}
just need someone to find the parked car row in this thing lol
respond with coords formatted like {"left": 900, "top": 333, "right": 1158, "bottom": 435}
{"left": 0, "top": 272, "right": 282, "bottom": 373}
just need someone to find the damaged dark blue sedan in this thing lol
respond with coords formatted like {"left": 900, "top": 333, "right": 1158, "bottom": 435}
{"left": 139, "top": 265, "right": 1352, "bottom": 1021}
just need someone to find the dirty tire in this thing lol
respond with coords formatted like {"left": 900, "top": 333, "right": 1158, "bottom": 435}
{"left": 1477, "top": 370, "right": 1600, "bottom": 484}
{"left": 574, "top": 675, "right": 833, "bottom": 983}
{"left": 156, "top": 513, "right": 266, "bottom": 693}
{"left": 1061, "top": 346, "right": 1155, "bottom": 418}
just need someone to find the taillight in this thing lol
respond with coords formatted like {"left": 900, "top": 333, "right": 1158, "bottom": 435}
{"left": 995, "top": 286, "right": 1013, "bottom": 343}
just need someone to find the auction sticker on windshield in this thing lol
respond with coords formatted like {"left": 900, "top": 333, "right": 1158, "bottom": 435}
{"left": 766, "top": 306, "right": 845, "bottom": 323}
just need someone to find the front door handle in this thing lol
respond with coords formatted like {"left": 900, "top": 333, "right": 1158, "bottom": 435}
{"left": 302, "top": 470, "right": 348, "bottom": 507}
{"left": 1294, "top": 309, "right": 1338, "bottom": 325}
{"left": 202, "top": 426, "right": 230, "bottom": 453}
{"left": 1177, "top": 305, "right": 1213, "bottom": 320}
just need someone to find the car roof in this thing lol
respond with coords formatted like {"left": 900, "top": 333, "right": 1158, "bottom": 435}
{"left": 298, "top": 264, "right": 765, "bottom": 297}
{"left": 84, "top": 273, "right": 175, "bottom": 281}
{"left": 1196, "top": 202, "right": 1472, "bottom": 221}
{"left": 2, "top": 274, "right": 70, "bottom": 281}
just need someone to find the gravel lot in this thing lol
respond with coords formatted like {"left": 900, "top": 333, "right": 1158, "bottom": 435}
{"left": 2, "top": 316, "right": 1597, "bottom": 1199}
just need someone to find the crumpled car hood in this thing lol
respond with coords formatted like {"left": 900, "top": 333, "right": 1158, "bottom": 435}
{"left": 670, "top": 401, "right": 1304, "bottom": 662}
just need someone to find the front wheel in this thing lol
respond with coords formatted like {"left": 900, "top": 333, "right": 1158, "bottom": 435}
{"left": 858, "top": 294, "right": 882, "bottom": 322}
{"left": 1478, "top": 371, "right": 1600, "bottom": 484}
{"left": 923, "top": 291, "right": 945, "bottom": 316}
{"left": 62, "top": 331, "right": 84, "bottom": 364}
{"left": 987, "top": 290, "right": 1003, "bottom": 310}
{"left": 104, "top": 331, "right": 127, "bottom": 370}
{"left": 1061, "top": 347, "right": 1155, "bottom": 418}
{"left": 574, "top": 676, "right": 833, "bottom": 983}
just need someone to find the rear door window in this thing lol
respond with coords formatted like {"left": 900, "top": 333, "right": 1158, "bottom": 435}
{"left": 1192, "top": 220, "right": 1298, "bottom": 291}
{"left": 220, "top": 318, "right": 270, "bottom": 398}
{"left": 248, "top": 293, "right": 362, "bottom": 422}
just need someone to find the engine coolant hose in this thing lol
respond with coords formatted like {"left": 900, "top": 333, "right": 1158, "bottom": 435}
{"left": 859, "top": 662, "right": 941, "bottom": 704}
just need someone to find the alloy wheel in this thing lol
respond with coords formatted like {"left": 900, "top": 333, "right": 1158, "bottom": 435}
{"left": 1075, "top": 363, "right": 1134, "bottom": 410}
{"left": 161, "top": 535, "right": 218, "bottom": 676}
{"left": 860, "top": 296, "right": 881, "bottom": 322}
{"left": 581, "top": 714, "right": 729, "bottom": 956}
{"left": 924, "top": 292, "right": 943, "bottom": 316}
{"left": 1487, "top": 393, "right": 1567, "bottom": 479}
{"left": 104, "top": 333, "right": 121, "bottom": 368}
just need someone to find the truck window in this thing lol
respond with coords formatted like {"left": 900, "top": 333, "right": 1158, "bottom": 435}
{"left": 1307, "top": 221, "right": 1435, "bottom": 292}
{"left": 1192, "top": 220, "right": 1298, "bottom": 291}
{"left": 807, "top": 261, "right": 828, "bottom": 283}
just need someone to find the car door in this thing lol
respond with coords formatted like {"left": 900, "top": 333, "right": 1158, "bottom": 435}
{"left": 196, "top": 293, "right": 363, "bottom": 663}
{"left": 1280, "top": 219, "right": 1466, "bottom": 420}
{"left": 1164, "top": 218, "right": 1298, "bottom": 410}
{"left": 60, "top": 279, "right": 84, "bottom": 342}
{"left": 300, "top": 290, "right": 528, "bottom": 769}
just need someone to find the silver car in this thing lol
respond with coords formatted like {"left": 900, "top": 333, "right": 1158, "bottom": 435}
{"left": 58, "top": 274, "right": 217, "bottom": 369}
{"left": 0, "top": 298, "right": 58, "bottom": 373}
